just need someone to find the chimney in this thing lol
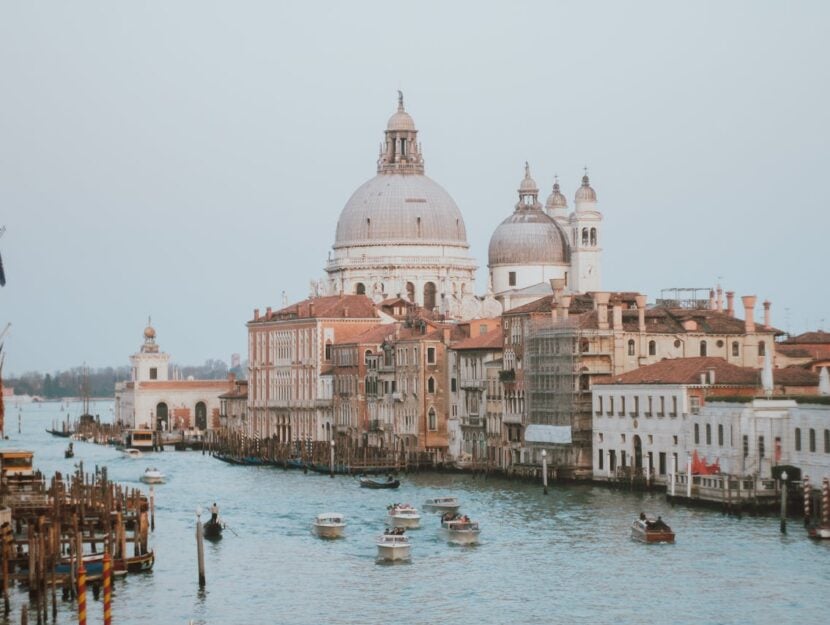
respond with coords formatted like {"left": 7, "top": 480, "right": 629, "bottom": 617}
{"left": 726, "top": 291, "right": 735, "bottom": 317}
{"left": 763, "top": 300, "right": 771, "bottom": 327}
{"left": 612, "top": 301, "right": 623, "bottom": 330}
{"left": 266, "top": 306, "right": 271, "bottom": 318}
{"left": 443, "top": 327, "right": 451, "bottom": 344}
{"left": 708, "top": 289, "right": 716, "bottom": 310}
{"left": 707, "top": 367, "right": 716, "bottom": 385}
{"left": 700, "top": 372, "right": 706, "bottom": 386}
{"left": 254, "top": 308, "right": 260, "bottom": 321}
{"left": 550, "top": 307, "right": 559, "bottom": 323}
{"left": 550, "top": 278, "right": 566, "bottom": 302}
{"left": 343, "top": 306, "right": 349, "bottom": 318}
{"left": 595, "top": 292, "right": 610, "bottom": 329}
{"left": 308, "top": 302, "right": 314, "bottom": 317}
{"left": 560, "top": 295, "right": 572, "bottom": 321}
{"left": 635, "top": 295, "right": 646, "bottom": 332}
{"left": 716, "top": 287, "right": 724, "bottom": 312}
{"left": 742, "top": 295, "right": 757, "bottom": 333}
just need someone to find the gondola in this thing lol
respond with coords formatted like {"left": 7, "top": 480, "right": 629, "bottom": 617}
{"left": 46, "top": 428, "right": 73, "bottom": 438}
{"left": 359, "top": 476, "right": 400, "bottom": 489}
{"left": 203, "top": 518, "right": 224, "bottom": 540}
{"left": 64, "top": 443, "right": 74, "bottom": 459}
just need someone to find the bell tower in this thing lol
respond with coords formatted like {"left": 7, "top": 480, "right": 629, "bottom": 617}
{"left": 569, "top": 170, "right": 602, "bottom": 293}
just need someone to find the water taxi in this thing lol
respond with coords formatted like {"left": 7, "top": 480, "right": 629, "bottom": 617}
{"left": 140, "top": 468, "right": 166, "bottom": 484}
{"left": 313, "top": 512, "right": 346, "bottom": 539}
{"left": 423, "top": 496, "right": 460, "bottom": 514}
{"left": 440, "top": 513, "right": 481, "bottom": 545}
{"left": 387, "top": 503, "right": 421, "bottom": 529}
{"left": 129, "top": 429, "right": 155, "bottom": 451}
{"left": 122, "top": 448, "right": 143, "bottom": 458}
{"left": 631, "top": 515, "right": 675, "bottom": 543}
{"left": 376, "top": 532, "right": 411, "bottom": 561}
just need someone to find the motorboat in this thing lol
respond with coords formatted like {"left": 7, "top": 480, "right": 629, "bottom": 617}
{"left": 631, "top": 516, "right": 675, "bottom": 543}
{"left": 313, "top": 512, "right": 346, "bottom": 539}
{"left": 387, "top": 503, "right": 421, "bottom": 529}
{"left": 423, "top": 496, "right": 460, "bottom": 514}
{"left": 440, "top": 513, "right": 480, "bottom": 545}
{"left": 376, "top": 532, "right": 411, "bottom": 561}
{"left": 123, "top": 448, "right": 143, "bottom": 459}
{"left": 140, "top": 468, "right": 165, "bottom": 484}
{"left": 807, "top": 524, "right": 830, "bottom": 540}
{"left": 359, "top": 476, "right": 400, "bottom": 489}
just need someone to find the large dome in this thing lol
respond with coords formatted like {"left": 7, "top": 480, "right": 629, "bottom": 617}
{"left": 334, "top": 174, "right": 469, "bottom": 248}
{"left": 489, "top": 210, "right": 570, "bottom": 266}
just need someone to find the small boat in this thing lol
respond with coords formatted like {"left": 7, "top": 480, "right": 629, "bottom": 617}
{"left": 387, "top": 503, "right": 421, "bottom": 529}
{"left": 440, "top": 513, "right": 480, "bottom": 545}
{"left": 359, "top": 476, "right": 400, "bottom": 489}
{"left": 631, "top": 516, "right": 675, "bottom": 543}
{"left": 313, "top": 512, "right": 346, "bottom": 539}
{"left": 376, "top": 532, "right": 411, "bottom": 561}
{"left": 423, "top": 496, "right": 460, "bottom": 514}
{"left": 64, "top": 443, "right": 74, "bottom": 459}
{"left": 55, "top": 553, "right": 104, "bottom": 576}
{"left": 140, "top": 468, "right": 165, "bottom": 484}
{"left": 115, "top": 550, "right": 155, "bottom": 573}
{"left": 202, "top": 518, "right": 223, "bottom": 540}
{"left": 807, "top": 524, "right": 830, "bottom": 540}
{"left": 123, "top": 448, "right": 143, "bottom": 458}
{"left": 46, "top": 428, "right": 73, "bottom": 438}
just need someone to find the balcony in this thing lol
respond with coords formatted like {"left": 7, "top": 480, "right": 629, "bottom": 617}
{"left": 499, "top": 369, "right": 516, "bottom": 383}
{"left": 628, "top": 412, "right": 638, "bottom": 417}
{"left": 502, "top": 412, "right": 523, "bottom": 425}
{"left": 461, "top": 379, "right": 486, "bottom": 390}
{"left": 461, "top": 416, "right": 484, "bottom": 427}
{"left": 391, "top": 392, "right": 403, "bottom": 402}
{"left": 369, "top": 419, "right": 384, "bottom": 432}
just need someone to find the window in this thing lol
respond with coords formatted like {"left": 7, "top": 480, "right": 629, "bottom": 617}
{"left": 427, "top": 347, "right": 436, "bottom": 364}
{"left": 424, "top": 282, "right": 437, "bottom": 310}
{"left": 508, "top": 271, "right": 517, "bottom": 287}
{"left": 825, "top": 429, "right": 830, "bottom": 453}
{"left": 732, "top": 341, "right": 739, "bottom": 357}
{"left": 648, "top": 340, "right": 656, "bottom": 356}
{"left": 690, "top": 395, "right": 700, "bottom": 415}
{"left": 580, "top": 339, "right": 590, "bottom": 353}
{"left": 633, "top": 396, "right": 640, "bottom": 415}
{"left": 706, "top": 423, "right": 711, "bottom": 445}
{"left": 149, "top": 367, "right": 157, "bottom": 380}
{"left": 428, "top": 408, "right": 437, "bottom": 431}
{"left": 809, "top": 428, "right": 816, "bottom": 452}
{"left": 647, "top": 396, "right": 653, "bottom": 416}
{"left": 355, "top": 282, "right": 366, "bottom": 295}
{"left": 325, "top": 342, "right": 332, "bottom": 361}
{"left": 427, "top": 377, "right": 435, "bottom": 394}
{"left": 659, "top": 452, "right": 666, "bottom": 475}
{"left": 582, "top": 228, "right": 589, "bottom": 245}
{"left": 742, "top": 435, "right": 749, "bottom": 458}
{"left": 619, "top": 396, "right": 626, "bottom": 416}
{"left": 590, "top": 227, "right": 597, "bottom": 246}
{"left": 699, "top": 340, "right": 707, "bottom": 357}
{"left": 758, "top": 436, "right": 765, "bottom": 458}
{"left": 608, "top": 396, "right": 615, "bottom": 416}
{"left": 627, "top": 340, "right": 635, "bottom": 356}
{"left": 795, "top": 428, "right": 802, "bottom": 452}
{"left": 659, "top": 396, "right": 665, "bottom": 416}
{"left": 759, "top": 341, "right": 766, "bottom": 356}
{"left": 621, "top": 450, "right": 627, "bottom": 468}
{"left": 671, "top": 396, "right": 678, "bottom": 417}
{"left": 694, "top": 423, "right": 700, "bottom": 444}
{"left": 451, "top": 378, "right": 457, "bottom": 392}
{"left": 597, "top": 396, "right": 603, "bottom": 416}
{"left": 598, "top": 449, "right": 604, "bottom": 471}
{"left": 718, "top": 424, "right": 724, "bottom": 446}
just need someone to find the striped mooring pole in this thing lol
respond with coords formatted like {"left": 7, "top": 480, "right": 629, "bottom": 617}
{"left": 77, "top": 563, "right": 87, "bottom": 625}
{"left": 803, "top": 475, "right": 811, "bottom": 526}
{"left": 103, "top": 552, "right": 112, "bottom": 625}
{"left": 823, "top": 478, "right": 830, "bottom": 528}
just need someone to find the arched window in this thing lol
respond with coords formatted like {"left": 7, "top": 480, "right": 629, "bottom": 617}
{"left": 758, "top": 341, "right": 766, "bottom": 356}
{"left": 366, "top": 218, "right": 371, "bottom": 237}
{"left": 648, "top": 340, "right": 656, "bottom": 356}
{"left": 364, "top": 349, "right": 372, "bottom": 365}
{"left": 590, "top": 227, "right": 597, "bottom": 246}
{"left": 809, "top": 428, "right": 816, "bottom": 452}
{"left": 699, "top": 340, "right": 707, "bottom": 357}
{"left": 732, "top": 341, "right": 739, "bottom": 357}
{"left": 694, "top": 423, "right": 700, "bottom": 444}
{"left": 406, "top": 281, "right": 415, "bottom": 302}
{"left": 428, "top": 408, "right": 437, "bottom": 431}
{"left": 424, "top": 282, "right": 437, "bottom": 310}
{"left": 195, "top": 401, "right": 207, "bottom": 430}
{"left": 325, "top": 341, "right": 332, "bottom": 361}
{"left": 627, "top": 339, "right": 635, "bottom": 356}
{"left": 427, "top": 376, "right": 435, "bottom": 393}
{"left": 580, "top": 338, "right": 590, "bottom": 353}
{"left": 355, "top": 282, "right": 366, "bottom": 295}
{"left": 582, "top": 228, "right": 589, "bottom": 246}
{"left": 795, "top": 427, "right": 802, "bottom": 451}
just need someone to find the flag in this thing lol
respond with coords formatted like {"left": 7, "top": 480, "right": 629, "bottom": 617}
{"left": 692, "top": 449, "right": 721, "bottom": 475}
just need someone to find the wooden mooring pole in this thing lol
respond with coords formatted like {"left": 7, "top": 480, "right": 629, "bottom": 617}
{"left": 195, "top": 510, "right": 206, "bottom": 587}
{"left": 77, "top": 563, "right": 87, "bottom": 625}
{"left": 103, "top": 552, "right": 112, "bottom": 625}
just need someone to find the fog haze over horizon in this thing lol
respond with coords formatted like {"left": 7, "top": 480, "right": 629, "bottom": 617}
{"left": 1, "top": 1, "right": 828, "bottom": 375}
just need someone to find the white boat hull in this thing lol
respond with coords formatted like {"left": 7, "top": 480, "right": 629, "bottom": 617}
{"left": 388, "top": 513, "right": 420, "bottom": 529}
{"left": 376, "top": 544, "right": 411, "bottom": 561}
{"left": 140, "top": 473, "right": 165, "bottom": 484}
{"left": 442, "top": 528, "right": 480, "bottom": 545}
{"left": 313, "top": 523, "right": 345, "bottom": 539}
{"left": 424, "top": 503, "right": 460, "bottom": 514}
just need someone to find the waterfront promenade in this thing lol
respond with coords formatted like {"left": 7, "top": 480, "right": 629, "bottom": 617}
{"left": 4, "top": 401, "right": 828, "bottom": 625}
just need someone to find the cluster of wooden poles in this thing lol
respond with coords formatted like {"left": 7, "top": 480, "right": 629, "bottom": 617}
{"left": 1, "top": 463, "right": 152, "bottom": 624}
{"left": 802, "top": 475, "right": 830, "bottom": 527}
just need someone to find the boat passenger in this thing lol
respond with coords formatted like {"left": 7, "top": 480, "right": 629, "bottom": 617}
{"left": 210, "top": 502, "right": 219, "bottom": 524}
{"left": 639, "top": 512, "right": 646, "bottom": 522}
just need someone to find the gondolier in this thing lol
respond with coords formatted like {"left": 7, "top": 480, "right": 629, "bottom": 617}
{"left": 210, "top": 502, "right": 219, "bottom": 523}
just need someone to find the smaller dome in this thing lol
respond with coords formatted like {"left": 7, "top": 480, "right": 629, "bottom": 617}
{"left": 387, "top": 110, "right": 415, "bottom": 131}
{"left": 144, "top": 325, "right": 156, "bottom": 340}
{"left": 575, "top": 173, "right": 597, "bottom": 203}
{"left": 518, "top": 162, "right": 538, "bottom": 194}
{"left": 545, "top": 180, "right": 568, "bottom": 211}
{"left": 488, "top": 210, "right": 570, "bottom": 266}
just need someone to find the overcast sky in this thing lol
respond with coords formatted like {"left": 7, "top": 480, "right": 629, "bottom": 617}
{"left": 1, "top": 1, "right": 828, "bottom": 375}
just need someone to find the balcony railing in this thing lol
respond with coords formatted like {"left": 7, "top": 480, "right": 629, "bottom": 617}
{"left": 502, "top": 412, "right": 523, "bottom": 424}
{"left": 499, "top": 370, "right": 516, "bottom": 383}
{"left": 461, "top": 416, "right": 483, "bottom": 427}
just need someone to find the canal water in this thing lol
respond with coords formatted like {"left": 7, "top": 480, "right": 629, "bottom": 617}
{"left": 3, "top": 401, "right": 829, "bottom": 625}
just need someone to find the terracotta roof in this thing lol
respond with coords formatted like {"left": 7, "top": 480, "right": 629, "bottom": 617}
{"left": 253, "top": 295, "right": 379, "bottom": 322}
{"left": 776, "top": 345, "right": 813, "bottom": 358}
{"left": 334, "top": 324, "right": 398, "bottom": 346}
{"left": 600, "top": 357, "right": 818, "bottom": 387}
{"left": 785, "top": 330, "right": 830, "bottom": 344}
{"left": 452, "top": 328, "right": 504, "bottom": 351}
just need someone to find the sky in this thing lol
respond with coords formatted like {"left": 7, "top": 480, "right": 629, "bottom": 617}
{"left": 1, "top": 1, "right": 828, "bottom": 375}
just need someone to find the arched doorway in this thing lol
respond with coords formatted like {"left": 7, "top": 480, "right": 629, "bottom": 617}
{"left": 195, "top": 401, "right": 207, "bottom": 430}
{"left": 424, "top": 282, "right": 436, "bottom": 310}
{"left": 155, "top": 402, "right": 168, "bottom": 431}
{"left": 633, "top": 434, "right": 643, "bottom": 471}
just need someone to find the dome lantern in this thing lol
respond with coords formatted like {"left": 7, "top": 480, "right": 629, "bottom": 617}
{"left": 377, "top": 91, "right": 424, "bottom": 175}
{"left": 575, "top": 168, "right": 597, "bottom": 209}
{"left": 545, "top": 176, "right": 568, "bottom": 219}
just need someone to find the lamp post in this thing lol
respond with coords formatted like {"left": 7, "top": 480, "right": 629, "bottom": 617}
{"left": 780, "top": 470, "right": 788, "bottom": 534}
{"left": 541, "top": 449, "right": 548, "bottom": 495}
{"left": 330, "top": 440, "right": 335, "bottom": 478}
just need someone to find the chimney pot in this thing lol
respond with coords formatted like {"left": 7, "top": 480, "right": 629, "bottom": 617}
{"left": 560, "top": 295, "right": 572, "bottom": 320}
{"left": 741, "top": 295, "right": 757, "bottom": 333}
{"left": 716, "top": 287, "right": 724, "bottom": 312}
{"left": 635, "top": 295, "right": 646, "bottom": 332}
{"left": 763, "top": 300, "right": 771, "bottom": 327}
{"left": 726, "top": 291, "right": 735, "bottom": 317}
{"left": 266, "top": 306, "right": 271, "bottom": 317}
{"left": 612, "top": 303, "right": 623, "bottom": 330}
{"left": 595, "top": 292, "right": 610, "bottom": 329}
{"left": 254, "top": 308, "right": 260, "bottom": 321}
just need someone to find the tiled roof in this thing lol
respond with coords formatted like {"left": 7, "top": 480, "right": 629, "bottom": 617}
{"left": 452, "top": 328, "right": 503, "bottom": 351}
{"left": 601, "top": 357, "right": 818, "bottom": 387}
{"left": 254, "top": 295, "right": 379, "bottom": 322}
{"left": 336, "top": 324, "right": 399, "bottom": 346}
{"left": 785, "top": 330, "right": 830, "bottom": 344}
